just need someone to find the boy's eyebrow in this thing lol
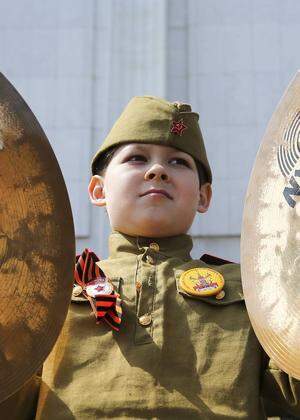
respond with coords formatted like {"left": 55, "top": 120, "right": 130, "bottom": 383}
{"left": 113, "top": 144, "right": 145, "bottom": 158}
{"left": 121, "top": 143, "right": 189, "bottom": 156}
{"left": 121, "top": 144, "right": 148, "bottom": 152}
{"left": 119, "top": 144, "right": 196, "bottom": 165}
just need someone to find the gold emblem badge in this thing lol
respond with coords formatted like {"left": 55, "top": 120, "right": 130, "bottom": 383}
{"left": 179, "top": 268, "right": 225, "bottom": 297}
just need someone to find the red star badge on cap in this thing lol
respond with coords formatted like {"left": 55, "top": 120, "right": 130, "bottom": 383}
{"left": 170, "top": 119, "right": 187, "bottom": 136}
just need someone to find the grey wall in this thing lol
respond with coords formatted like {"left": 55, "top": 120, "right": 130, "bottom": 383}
{"left": 0, "top": 0, "right": 298, "bottom": 261}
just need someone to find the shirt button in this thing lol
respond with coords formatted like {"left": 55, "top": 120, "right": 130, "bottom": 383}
{"left": 138, "top": 314, "right": 152, "bottom": 326}
{"left": 72, "top": 285, "right": 83, "bottom": 297}
{"left": 215, "top": 290, "right": 225, "bottom": 300}
{"left": 146, "top": 255, "right": 155, "bottom": 265}
{"left": 149, "top": 242, "right": 160, "bottom": 252}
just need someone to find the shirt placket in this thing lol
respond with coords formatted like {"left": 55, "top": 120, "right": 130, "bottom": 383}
{"left": 134, "top": 249, "right": 158, "bottom": 345}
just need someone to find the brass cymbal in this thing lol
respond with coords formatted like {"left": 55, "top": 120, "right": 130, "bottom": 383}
{"left": 241, "top": 71, "right": 300, "bottom": 379}
{"left": 0, "top": 73, "right": 75, "bottom": 402}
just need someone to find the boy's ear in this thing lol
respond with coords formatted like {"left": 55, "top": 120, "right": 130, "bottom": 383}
{"left": 88, "top": 175, "right": 106, "bottom": 207}
{"left": 197, "top": 183, "right": 212, "bottom": 213}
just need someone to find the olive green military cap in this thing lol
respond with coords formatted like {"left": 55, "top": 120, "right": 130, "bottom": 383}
{"left": 91, "top": 95, "right": 212, "bottom": 183}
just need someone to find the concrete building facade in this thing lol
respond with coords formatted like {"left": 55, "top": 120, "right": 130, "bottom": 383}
{"left": 0, "top": 0, "right": 299, "bottom": 261}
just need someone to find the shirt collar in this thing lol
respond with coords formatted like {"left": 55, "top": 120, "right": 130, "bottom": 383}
{"left": 108, "top": 230, "right": 193, "bottom": 260}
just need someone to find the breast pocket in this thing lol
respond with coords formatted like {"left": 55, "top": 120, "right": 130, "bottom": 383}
{"left": 173, "top": 264, "right": 248, "bottom": 349}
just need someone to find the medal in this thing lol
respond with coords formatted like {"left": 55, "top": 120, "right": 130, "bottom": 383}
{"left": 179, "top": 267, "right": 224, "bottom": 297}
{"left": 85, "top": 277, "right": 113, "bottom": 297}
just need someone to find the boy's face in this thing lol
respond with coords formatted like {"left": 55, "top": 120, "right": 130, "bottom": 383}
{"left": 89, "top": 143, "right": 212, "bottom": 238}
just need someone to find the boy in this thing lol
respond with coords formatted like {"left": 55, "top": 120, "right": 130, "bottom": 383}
{"left": 25, "top": 97, "right": 300, "bottom": 417}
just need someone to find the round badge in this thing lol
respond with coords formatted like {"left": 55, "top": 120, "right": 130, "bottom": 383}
{"left": 85, "top": 277, "right": 113, "bottom": 297}
{"left": 179, "top": 268, "right": 224, "bottom": 297}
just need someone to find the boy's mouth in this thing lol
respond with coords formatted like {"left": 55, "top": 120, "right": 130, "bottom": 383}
{"left": 140, "top": 189, "right": 173, "bottom": 199}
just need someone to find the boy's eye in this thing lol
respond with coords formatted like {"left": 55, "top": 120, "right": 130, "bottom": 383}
{"left": 170, "top": 157, "right": 190, "bottom": 167}
{"left": 127, "top": 154, "right": 147, "bottom": 162}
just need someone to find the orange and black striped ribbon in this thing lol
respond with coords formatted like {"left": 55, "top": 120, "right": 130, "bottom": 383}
{"left": 74, "top": 248, "right": 122, "bottom": 331}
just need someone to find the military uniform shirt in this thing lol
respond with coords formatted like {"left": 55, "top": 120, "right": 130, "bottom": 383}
{"left": 34, "top": 231, "right": 300, "bottom": 419}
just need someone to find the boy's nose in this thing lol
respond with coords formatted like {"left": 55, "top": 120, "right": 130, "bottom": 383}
{"left": 144, "top": 164, "right": 169, "bottom": 181}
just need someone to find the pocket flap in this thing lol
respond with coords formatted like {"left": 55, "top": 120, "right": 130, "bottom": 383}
{"left": 174, "top": 261, "right": 244, "bottom": 306}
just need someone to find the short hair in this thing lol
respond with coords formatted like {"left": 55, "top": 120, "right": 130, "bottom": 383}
{"left": 92, "top": 146, "right": 118, "bottom": 176}
{"left": 92, "top": 145, "right": 209, "bottom": 186}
